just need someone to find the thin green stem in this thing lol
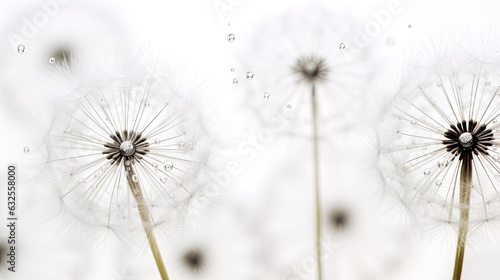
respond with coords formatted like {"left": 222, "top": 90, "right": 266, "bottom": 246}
{"left": 126, "top": 164, "right": 170, "bottom": 280}
{"left": 452, "top": 158, "right": 472, "bottom": 280}
{"left": 311, "top": 83, "right": 323, "bottom": 280}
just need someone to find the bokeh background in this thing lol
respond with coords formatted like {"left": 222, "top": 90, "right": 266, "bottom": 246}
{"left": 1, "top": 0, "right": 500, "bottom": 279}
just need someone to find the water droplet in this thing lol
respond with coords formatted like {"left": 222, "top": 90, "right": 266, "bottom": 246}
{"left": 263, "top": 92, "right": 270, "bottom": 100}
{"left": 411, "top": 120, "right": 417, "bottom": 125}
{"left": 100, "top": 97, "right": 105, "bottom": 102}
{"left": 408, "top": 24, "right": 412, "bottom": 29}
{"left": 23, "top": 147, "right": 30, "bottom": 153}
{"left": 230, "top": 68, "right": 235, "bottom": 72}
{"left": 17, "top": 45, "right": 25, "bottom": 54}
{"left": 101, "top": 166, "right": 107, "bottom": 172}
{"left": 125, "top": 160, "right": 131, "bottom": 166}
{"left": 105, "top": 117, "right": 109, "bottom": 122}
{"left": 169, "top": 194, "right": 176, "bottom": 199}
{"left": 155, "top": 139, "right": 161, "bottom": 144}
{"left": 164, "top": 162, "right": 174, "bottom": 171}
{"left": 49, "top": 57, "right": 55, "bottom": 64}
{"left": 227, "top": 33, "right": 235, "bottom": 42}
{"left": 422, "top": 146, "right": 427, "bottom": 150}
{"left": 339, "top": 43, "right": 345, "bottom": 50}
{"left": 64, "top": 129, "right": 72, "bottom": 134}
{"left": 187, "top": 141, "right": 196, "bottom": 149}
{"left": 485, "top": 81, "right": 492, "bottom": 86}
{"left": 496, "top": 174, "right": 500, "bottom": 181}
{"left": 437, "top": 81, "right": 443, "bottom": 87}
{"left": 437, "top": 158, "right": 449, "bottom": 168}
{"left": 233, "top": 78, "right": 238, "bottom": 85}
{"left": 161, "top": 177, "right": 168, "bottom": 183}
{"left": 152, "top": 163, "right": 158, "bottom": 168}
{"left": 423, "top": 169, "right": 431, "bottom": 176}
{"left": 132, "top": 175, "right": 139, "bottom": 182}
{"left": 78, "top": 178, "right": 86, "bottom": 184}
{"left": 494, "top": 155, "right": 500, "bottom": 162}
{"left": 245, "top": 71, "right": 254, "bottom": 80}
{"left": 177, "top": 141, "right": 185, "bottom": 148}
{"left": 199, "top": 193, "right": 205, "bottom": 197}
{"left": 144, "top": 101, "right": 150, "bottom": 107}
{"left": 133, "top": 188, "right": 139, "bottom": 194}
{"left": 435, "top": 180, "right": 442, "bottom": 186}
{"left": 287, "top": 104, "right": 292, "bottom": 109}
{"left": 493, "top": 119, "right": 497, "bottom": 124}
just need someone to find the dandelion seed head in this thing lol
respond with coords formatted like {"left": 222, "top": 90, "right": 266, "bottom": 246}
{"left": 376, "top": 32, "right": 500, "bottom": 246}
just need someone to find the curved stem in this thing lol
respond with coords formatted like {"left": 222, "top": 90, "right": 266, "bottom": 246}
{"left": 311, "top": 83, "right": 323, "bottom": 280}
{"left": 452, "top": 158, "right": 472, "bottom": 280}
{"left": 126, "top": 164, "right": 170, "bottom": 280}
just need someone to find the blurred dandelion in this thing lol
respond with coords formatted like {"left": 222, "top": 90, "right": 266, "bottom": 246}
{"left": 376, "top": 32, "right": 500, "bottom": 279}
{"left": 41, "top": 52, "right": 224, "bottom": 280}
{"left": 236, "top": 5, "right": 374, "bottom": 280}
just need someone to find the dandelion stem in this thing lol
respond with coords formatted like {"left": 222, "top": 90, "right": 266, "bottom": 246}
{"left": 311, "top": 83, "right": 323, "bottom": 280}
{"left": 452, "top": 157, "right": 472, "bottom": 280}
{"left": 126, "top": 164, "right": 170, "bottom": 280}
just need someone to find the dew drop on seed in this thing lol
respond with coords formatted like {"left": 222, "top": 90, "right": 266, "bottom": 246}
{"left": 17, "top": 45, "right": 25, "bottom": 54}
{"left": 422, "top": 146, "right": 427, "bottom": 150}
{"left": 437, "top": 158, "right": 448, "bottom": 168}
{"left": 78, "top": 178, "right": 86, "bottom": 184}
{"left": 493, "top": 119, "right": 497, "bottom": 124}
{"left": 133, "top": 188, "right": 139, "bottom": 194}
{"left": 132, "top": 175, "right": 139, "bottom": 182}
{"left": 152, "top": 163, "right": 158, "bottom": 169}
{"left": 227, "top": 33, "right": 235, "bottom": 42}
{"left": 245, "top": 71, "right": 254, "bottom": 80}
{"left": 101, "top": 166, "right": 107, "bottom": 172}
{"left": 164, "top": 162, "right": 174, "bottom": 171}
{"left": 485, "top": 81, "right": 492, "bottom": 86}
{"left": 411, "top": 119, "right": 417, "bottom": 125}
{"left": 125, "top": 160, "right": 130, "bottom": 166}
{"left": 233, "top": 78, "right": 238, "bottom": 85}
{"left": 494, "top": 155, "right": 500, "bottom": 162}
{"left": 408, "top": 24, "right": 412, "bottom": 29}
{"left": 199, "top": 193, "right": 205, "bottom": 197}
{"left": 423, "top": 169, "right": 431, "bottom": 176}
{"left": 155, "top": 139, "right": 161, "bottom": 144}
{"left": 437, "top": 81, "right": 443, "bottom": 87}
{"left": 339, "top": 43, "right": 345, "bottom": 50}
{"left": 169, "top": 194, "right": 176, "bottom": 199}
{"left": 263, "top": 92, "right": 270, "bottom": 100}
{"left": 144, "top": 101, "right": 150, "bottom": 107}
{"left": 161, "top": 177, "right": 167, "bottom": 183}
{"left": 49, "top": 57, "right": 55, "bottom": 64}
{"left": 231, "top": 68, "right": 235, "bottom": 72}
{"left": 23, "top": 147, "right": 30, "bottom": 153}
{"left": 435, "top": 180, "right": 442, "bottom": 186}
{"left": 177, "top": 141, "right": 185, "bottom": 148}
{"left": 287, "top": 104, "right": 292, "bottom": 109}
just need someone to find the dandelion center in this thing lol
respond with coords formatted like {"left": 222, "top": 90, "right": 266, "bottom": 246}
{"left": 103, "top": 130, "right": 150, "bottom": 165}
{"left": 443, "top": 120, "right": 493, "bottom": 160}
{"left": 293, "top": 55, "right": 329, "bottom": 83}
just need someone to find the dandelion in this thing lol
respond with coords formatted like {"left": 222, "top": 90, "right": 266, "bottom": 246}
{"left": 41, "top": 52, "right": 223, "bottom": 280}
{"left": 236, "top": 5, "right": 373, "bottom": 280}
{"left": 376, "top": 34, "right": 500, "bottom": 279}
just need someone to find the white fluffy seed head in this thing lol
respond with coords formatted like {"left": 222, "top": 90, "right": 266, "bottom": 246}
{"left": 375, "top": 31, "right": 500, "bottom": 248}
{"left": 41, "top": 50, "right": 227, "bottom": 247}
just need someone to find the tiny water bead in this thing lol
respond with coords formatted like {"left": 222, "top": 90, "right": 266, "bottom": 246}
{"left": 245, "top": 71, "right": 254, "bottom": 80}
{"left": 17, "top": 45, "right": 25, "bottom": 54}
{"left": 231, "top": 68, "right": 235, "bottom": 72}
{"left": 233, "top": 78, "right": 239, "bottom": 85}
{"left": 177, "top": 141, "right": 185, "bottom": 148}
{"left": 485, "top": 81, "right": 492, "bottom": 86}
{"left": 407, "top": 24, "right": 412, "bottom": 29}
{"left": 227, "top": 33, "right": 235, "bottom": 42}
{"left": 386, "top": 37, "right": 396, "bottom": 46}
{"left": 437, "top": 158, "right": 449, "bottom": 168}
{"left": 164, "top": 162, "right": 174, "bottom": 171}
{"left": 155, "top": 139, "right": 161, "bottom": 145}
{"left": 263, "top": 92, "right": 270, "bottom": 100}
{"left": 437, "top": 81, "right": 443, "bottom": 87}
{"left": 49, "top": 57, "right": 56, "bottom": 64}
{"left": 459, "top": 132, "right": 474, "bottom": 148}
{"left": 287, "top": 104, "right": 292, "bottom": 109}
{"left": 23, "top": 147, "right": 30, "bottom": 153}
{"left": 338, "top": 43, "right": 345, "bottom": 50}
{"left": 423, "top": 169, "right": 431, "bottom": 176}
{"left": 120, "top": 141, "right": 136, "bottom": 157}
{"left": 435, "top": 180, "right": 443, "bottom": 186}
